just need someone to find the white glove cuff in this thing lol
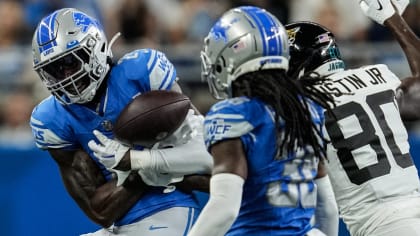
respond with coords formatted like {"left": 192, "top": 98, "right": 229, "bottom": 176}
{"left": 130, "top": 149, "right": 152, "bottom": 170}
{"left": 110, "top": 145, "right": 130, "bottom": 169}
{"left": 391, "top": 0, "right": 409, "bottom": 15}
{"left": 360, "top": 0, "right": 395, "bottom": 25}
{"left": 114, "top": 170, "right": 131, "bottom": 187}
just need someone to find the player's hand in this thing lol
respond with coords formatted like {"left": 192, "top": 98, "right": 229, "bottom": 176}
{"left": 88, "top": 130, "right": 130, "bottom": 169}
{"left": 391, "top": 0, "right": 409, "bottom": 15}
{"left": 359, "top": 0, "right": 396, "bottom": 25}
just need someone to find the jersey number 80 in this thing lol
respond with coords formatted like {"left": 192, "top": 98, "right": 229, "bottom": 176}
{"left": 325, "top": 90, "right": 413, "bottom": 185}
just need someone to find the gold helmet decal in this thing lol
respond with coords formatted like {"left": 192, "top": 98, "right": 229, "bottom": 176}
{"left": 286, "top": 26, "right": 300, "bottom": 44}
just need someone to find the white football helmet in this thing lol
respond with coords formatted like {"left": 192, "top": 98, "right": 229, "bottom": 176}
{"left": 201, "top": 6, "right": 290, "bottom": 99}
{"left": 32, "top": 8, "right": 112, "bottom": 104}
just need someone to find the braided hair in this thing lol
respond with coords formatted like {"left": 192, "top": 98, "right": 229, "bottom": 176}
{"left": 231, "top": 69, "right": 335, "bottom": 160}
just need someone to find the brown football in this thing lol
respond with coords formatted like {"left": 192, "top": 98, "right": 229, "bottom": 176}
{"left": 113, "top": 90, "right": 191, "bottom": 148}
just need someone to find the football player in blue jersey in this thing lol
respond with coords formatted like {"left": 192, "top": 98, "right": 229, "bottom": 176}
{"left": 188, "top": 6, "right": 338, "bottom": 236}
{"left": 29, "top": 8, "right": 213, "bottom": 236}
{"left": 285, "top": 0, "right": 420, "bottom": 235}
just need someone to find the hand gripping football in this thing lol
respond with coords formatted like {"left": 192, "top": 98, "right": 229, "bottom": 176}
{"left": 113, "top": 90, "right": 191, "bottom": 148}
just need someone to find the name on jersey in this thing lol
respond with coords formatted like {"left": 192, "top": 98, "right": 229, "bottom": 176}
{"left": 318, "top": 67, "right": 386, "bottom": 97}
{"left": 206, "top": 120, "right": 232, "bottom": 136}
{"left": 157, "top": 52, "right": 169, "bottom": 72}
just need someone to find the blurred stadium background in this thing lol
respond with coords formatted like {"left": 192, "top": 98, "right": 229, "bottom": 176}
{"left": 0, "top": 0, "right": 419, "bottom": 235}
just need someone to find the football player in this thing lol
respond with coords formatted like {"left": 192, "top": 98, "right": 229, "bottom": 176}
{"left": 188, "top": 6, "right": 338, "bottom": 236}
{"left": 30, "top": 8, "right": 212, "bottom": 236}
{"left": 285, "top": 0, "right": 420, "bottom": 235}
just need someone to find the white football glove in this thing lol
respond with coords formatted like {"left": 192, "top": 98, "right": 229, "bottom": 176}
{"left": 391, "top": 0, "right": 409, "bottom": 15}
{"left": 88, "top": 130, "right": 131, "bottom": 186}
{"left": 359, "top": 0, "right": 396, "bottom": 25}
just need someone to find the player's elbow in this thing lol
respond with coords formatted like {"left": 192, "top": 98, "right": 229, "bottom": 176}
{"left": 94, "top": 218, "right": 114, "bottom": 229}
{"left": 322, "top": 203, "right": 339, "bottom": 219}
{"left": 86, "top": 211, "right": 114, "bottom": 228}
{"left": 90, "top": 201, "right": 119, "bottom": 228}
{"left": 223, "top": 207, "right": 240, "bottom": 223}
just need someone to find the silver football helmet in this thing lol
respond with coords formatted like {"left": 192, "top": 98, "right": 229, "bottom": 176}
{"left": 201, "top": 6, "right": 290, "bottom": 99}
{"left": 32, "top": 8, "right": 113, "bottom": 104}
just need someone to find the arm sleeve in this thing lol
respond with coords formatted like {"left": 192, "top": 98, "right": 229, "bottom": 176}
{"left": 148, "top": 131, "right": 213, "bottom": 174}
{"left": 315, "top": 175, "right": 339, "bottom": 236}
{"left": 187, "top": 173, "right": 244, "bottom": 236}
{"left": 130, "top": 111, "right": 213, "bottom": 175}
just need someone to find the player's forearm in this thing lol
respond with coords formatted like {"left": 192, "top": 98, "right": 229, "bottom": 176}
{"left": 385, "top": 13, "right": 420, "bottom": 76}
{"left": 314, "top": 175, "right": 339, "bottom": 236}
{"left": 116, "top": 138, "right": 213, "bottom": 176}
{"left": 54, "top": 150, "right": 147, "bottom": 228}
{"left": 384, "top": 11, "right": 420, "bottom": 120}
{"left": 90, "top": 172, "right": 148, "bottom": 226}
{"left": 123, "top": 135, "right": 213, "bottom": 175}
{"left": 64, "top": 170, "right": 148, "bottom": 228}
{"left": 148, "top": 135, "right": 213, "bottom": 174}
{"left": 174, "top": 174, "right": 211, "bottom": 193}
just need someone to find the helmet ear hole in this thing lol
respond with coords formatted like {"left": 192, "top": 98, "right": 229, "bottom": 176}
{"left": 215, "top": 56, "right": 226, "bottom": 74}
{"left": 100, "top": 42, "right": 106, "bottom": 53}
{"left": 216, "top": 64, "right": 222, "bottom": 73}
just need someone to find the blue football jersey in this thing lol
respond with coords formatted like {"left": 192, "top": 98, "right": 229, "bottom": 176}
{"left": 30, "top": 49, "right": 199, "bottom": 226}
{"left": 204, "top": 96, "right": 324, "bottom": 236}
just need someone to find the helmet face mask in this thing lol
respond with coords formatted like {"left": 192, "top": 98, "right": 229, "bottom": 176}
{"left": 43, "top": 46, "right": 91, "bottom": 79}
{"left": 32, "top": 8, "right": 111, "bottom": 104}
{"left": 201, "top": 6, "right": 290, "bottom": 99}
{"left": 200, "top": 50, "right": 229, "bottom": 99}
{"left": 285, "top": 22, "right": 345, "bottom": 77}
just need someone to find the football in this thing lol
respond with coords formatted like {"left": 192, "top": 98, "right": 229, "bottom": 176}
{"left": 113, "top": 90, "right": 191, "bottom": 148}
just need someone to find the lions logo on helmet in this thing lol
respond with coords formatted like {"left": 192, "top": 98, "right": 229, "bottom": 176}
{"left": 209, "top": 18, "right": 240, "bottom": 43}
{"left": 73, "top": 11, "right": 101, "bottom": 33}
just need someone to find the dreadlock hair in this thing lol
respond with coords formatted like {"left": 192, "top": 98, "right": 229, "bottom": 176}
{"left": 231, "top": 69, "right": 335, "bottom": 160}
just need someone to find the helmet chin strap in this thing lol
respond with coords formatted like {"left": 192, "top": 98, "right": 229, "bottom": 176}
{"left": 107, "top": 32, "right": 121, "bottom": 58}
